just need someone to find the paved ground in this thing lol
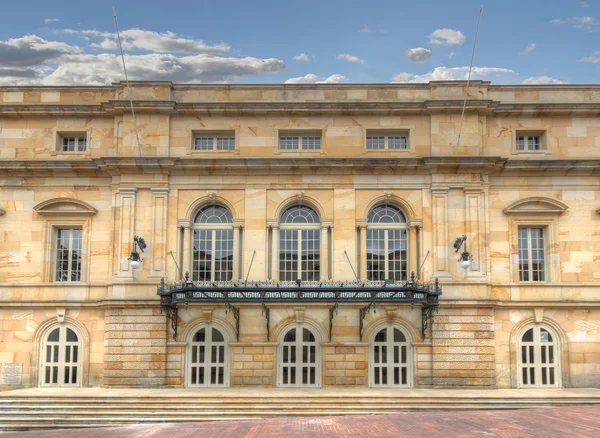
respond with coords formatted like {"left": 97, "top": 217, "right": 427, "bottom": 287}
{"left": 4, "top": 405, "right": 600, "bottom": 437}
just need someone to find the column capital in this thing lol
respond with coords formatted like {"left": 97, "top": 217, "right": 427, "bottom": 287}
{"left": 356, "top": 219, "right": 368, "bottom": 229}
{"left": 321, "top": 219, "right": 334, "bottom": 228}
{"left": 408, "top": 219, "right": 423, "bottom": 230}
{"left": 267, "top": 219, "right": 279, "bottom": 229}
{"left": 150, "top": 186, "right": 170, "bottom": 196}
{"left": 233, "top": 219, "right": 245, "bottom": 229}
{"left": 177, "top": 218, "right": 192, "bottom": 229}
{"left": 117, "top": 187, "right": 138, "bottom": 196}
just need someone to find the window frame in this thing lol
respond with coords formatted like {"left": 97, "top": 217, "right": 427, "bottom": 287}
{"left": 191, "top": 206, "right": 235, "bottom": 282}
{"left": 42, "top": 219, "right": 90, "bottom": 283}
{"left": 363, "top": 128, "right": 413, "bottom": 154}
{"left": 513, "top": 129, "right": 551, "bottom": 155}
{"left": 53, "top": 227, "right": 84, "bottom": 283}
{"left": 279, "top": 206, "right": 321, "bottom": 282}
{"left": 191, "top": 130, "right": 237, "bottom": 152}
{"left": 507, "top": 217, "right": 559, "bottom": 284}
{"left": 53, "top": 131, "right": 91, "bottom": 155}
{"left": 277, "top": 129, "right": 324, "bottom": 153}
{"left": 518, "top": 227, "right": 546, "bottom": 282}
{"left": 366, "top": 205, "right": 409, "bottom": 282}
{"left": 365, "top": 130, "right": 410, "bottom": 151}
{"left": 277, "top": 324, "right": 321, "bottom": 388}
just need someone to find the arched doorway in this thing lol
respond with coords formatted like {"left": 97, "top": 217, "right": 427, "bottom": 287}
{"left": 40, "top": 325, "right": 82, "bottom": 387}
{"left": 369, "top": 323, "right": 413, "bottom": 387}
{"left": 518, "top": 324, "right": 561, "bottom": 387}
{"left": 186, "top": 324, "right": 229, "bottom": 387}
{"left": 278, "top": 325, "right": 321, "bottom": 387}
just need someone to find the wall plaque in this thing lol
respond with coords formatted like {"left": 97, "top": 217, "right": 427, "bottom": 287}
{"left": 1, "top": 363, "right": 22, "bottom": 385}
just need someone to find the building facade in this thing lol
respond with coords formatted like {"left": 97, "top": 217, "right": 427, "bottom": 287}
{"left": 0, "top": 81, "right": 599, "bottom": 389}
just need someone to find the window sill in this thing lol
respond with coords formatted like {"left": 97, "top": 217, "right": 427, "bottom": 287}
{"left": 50, "top": 151, "right": 90, "bottom": 156}
{"left": 274, "top": 149, "right": 324, "bottom": 155}
{"left": 188, "top": 149, "right": 240, "bottom": 155}
{"left": 510, "top": 150, "right": 552, "bottom": 156}
{"left": 361, "top": 148, "right": 415, "bottom": 155}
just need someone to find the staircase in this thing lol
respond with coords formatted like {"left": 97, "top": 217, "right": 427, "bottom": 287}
{"left": 2, "top": 388, "right": 600, "bottom": 431}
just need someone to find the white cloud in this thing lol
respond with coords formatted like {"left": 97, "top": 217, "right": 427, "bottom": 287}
{"left": 428, "top": 29, "right": 466, "bottom": 46}
{"left": 42, "top": 53, "right": 284, "bottom": 85}
{"left": 285, "top": 73, "right": 348, "bottom": 84}
{"left": 521, "top": 76, "right": 567, "bottom": 85}
{"left": 520, "top": 43, "right": 536, "bottom": 55}
{"left": 0, "top": 35, "right": 81, "bottom": 67}
{"left": 580, "top": 50, "right": 600, "bottom": 63}
{"left": 43, "top": 18, "right": 60, "bottom": 23}
{"left": 359, "top": 26, "right": 376, "bottom": 33}
{"left": 406, "top": 47, "right": 432, "bottom": 64}
{"left": 293, "top": 53, "right": 311, "bottom": 62}
{"left": 64, "top": 28, "right": 230, "bottom": 54}
{"left": 336, "top": 53, "right": 365, "bottom": 64}
{"left": 392, "top": 66, "right": 514, "bottom": 83}
{"left": 448, "top": 52, "right": 455, "bottom": 59}
{"left": 0, "top": 32, "right": 284, "bottom": 85}
{"left": 581, "top": 1, "right": 589, "bottom": 8}
{"left": 550, "top": 16, "right": 599, "bottom": 32}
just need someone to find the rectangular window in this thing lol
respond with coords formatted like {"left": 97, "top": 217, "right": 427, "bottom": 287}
{"left": 366, "top": 131, "right": 408, "bottom": 150}
{"left": 366, "top": 229, "right": 408, "bottom": 281}
{"left": 193, "top": 131, "right": 236, "bottom": 151}
{"left": 55, "top": 228, "right": 83, "bottom": 282}
{"left": 518, "top": 227, "right": 545, "bottom": 282}
{"left": 516, "top": 131, "right": 545, "bottom": 152}
{"left": 279, "top": 132, "right": 322, "bottom": 151}
{"left": 59, "top": 134, "right": 87, "bottom": 152}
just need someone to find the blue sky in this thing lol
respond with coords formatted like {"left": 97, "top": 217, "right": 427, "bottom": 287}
{"left": 0, "top": 0, "right": 598, "bottom": 85}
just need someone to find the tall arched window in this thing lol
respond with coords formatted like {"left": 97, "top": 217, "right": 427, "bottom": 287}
{"left": 279, "top": 205, "right": 321, "bottom": 281}
{"left": 278, "top": 325, "right": 321, "bottom": 387}
{"left": 40, "top": 325, "right": 82, "bottom": 387}
{"left": 518, "top": 324, "right": 560, "bottom": 387}
{"left": 186, "top": 324, "right": 229, "bottom": 387}
{"left": 192, "top": 206, "right": 234, "bottom": 281}
{"left": 369, "top": 323, "right": 413, "bottom": 387}
{"left": 367, "top": 205, "right": 408, "bottom": 281}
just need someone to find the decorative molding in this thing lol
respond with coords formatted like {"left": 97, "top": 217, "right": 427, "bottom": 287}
{"left": 503, "top": 197, "right": 568, "bottom": 215}
{"left": 0, "top": 204, "right": 5, "bottom": 216}
{"left": 33, "top": 197, "right": 98, "bottom": 216}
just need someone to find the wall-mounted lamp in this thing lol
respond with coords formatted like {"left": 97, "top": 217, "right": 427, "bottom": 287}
{"left": 454, "top": 235, "right": 473, "bottom": 271}
{"left": 128, "top": 236, "right": 147, "bottom": 270}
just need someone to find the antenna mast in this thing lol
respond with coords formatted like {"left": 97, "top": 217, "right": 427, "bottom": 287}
{"left": 456, "top": 6, "right": 483, "bottom": 147}
{"left": 113, "top": 7, "right": 142, "bottom": 156}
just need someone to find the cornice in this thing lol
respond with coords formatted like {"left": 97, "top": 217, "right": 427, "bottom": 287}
{"left": 1, "top": 157, "right": 599, "bottom": 177}
{"left": 2, "top": 100, "right": 599, "bottom": 117}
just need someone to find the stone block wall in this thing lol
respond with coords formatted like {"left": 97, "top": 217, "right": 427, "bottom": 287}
{"left": 431, "top": 308, "right": 496, "bottom": 386}
{"left": 103, "top": 307, "right": 167, "bottom": 387}
{"left": 323, "top": 343, "right": 368, "bottom": 386}
{"left": 231, "top": 343, "right": 276, "bottom": 386}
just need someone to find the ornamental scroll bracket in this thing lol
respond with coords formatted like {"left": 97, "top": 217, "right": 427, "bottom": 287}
{"left": 261, "top": 302, "right": 270, "bottom": 341}
{"left": 225, "top": 302, "right": 240, "bottom": 341}
{"left": 329, "top": 302, "right": 339, "bottom": 341}
{"left": 359, "top": 302, "right": 377, "bottom": 341}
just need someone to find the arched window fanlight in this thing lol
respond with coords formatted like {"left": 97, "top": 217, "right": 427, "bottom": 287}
{"left": 279, "top": 205, "right": 321, "bottom": 281}
{"left": 367, "top": 204, "right": 408, "bottom": 281}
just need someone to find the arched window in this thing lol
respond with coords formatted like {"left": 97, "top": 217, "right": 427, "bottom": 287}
{"left": 367, "top": 205, "right": 408, "bottom": 281}
{"left": 279, "top": 205, "right": 321, "bottom": 281}
{"left": 40, "top": 325, "right": 82, "bottom": 387}
{"left": 518, "top": 324, "right": 560, "bottom": 387}
{"left": 369, "top": 324, "right": 413, "bottom": 387}
{"left": 192, "top": 206, "right": 234, "bottom": 281}
{"left": 278, "top": 325, "right": 321, "bottom": 387}
{"left": 187, "top": 325, "right": 229, "bottom": 387}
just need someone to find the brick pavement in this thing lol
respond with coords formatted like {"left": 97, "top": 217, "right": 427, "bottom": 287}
{"left": 4, "top": 405, "right": 600, "bottom": 437}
